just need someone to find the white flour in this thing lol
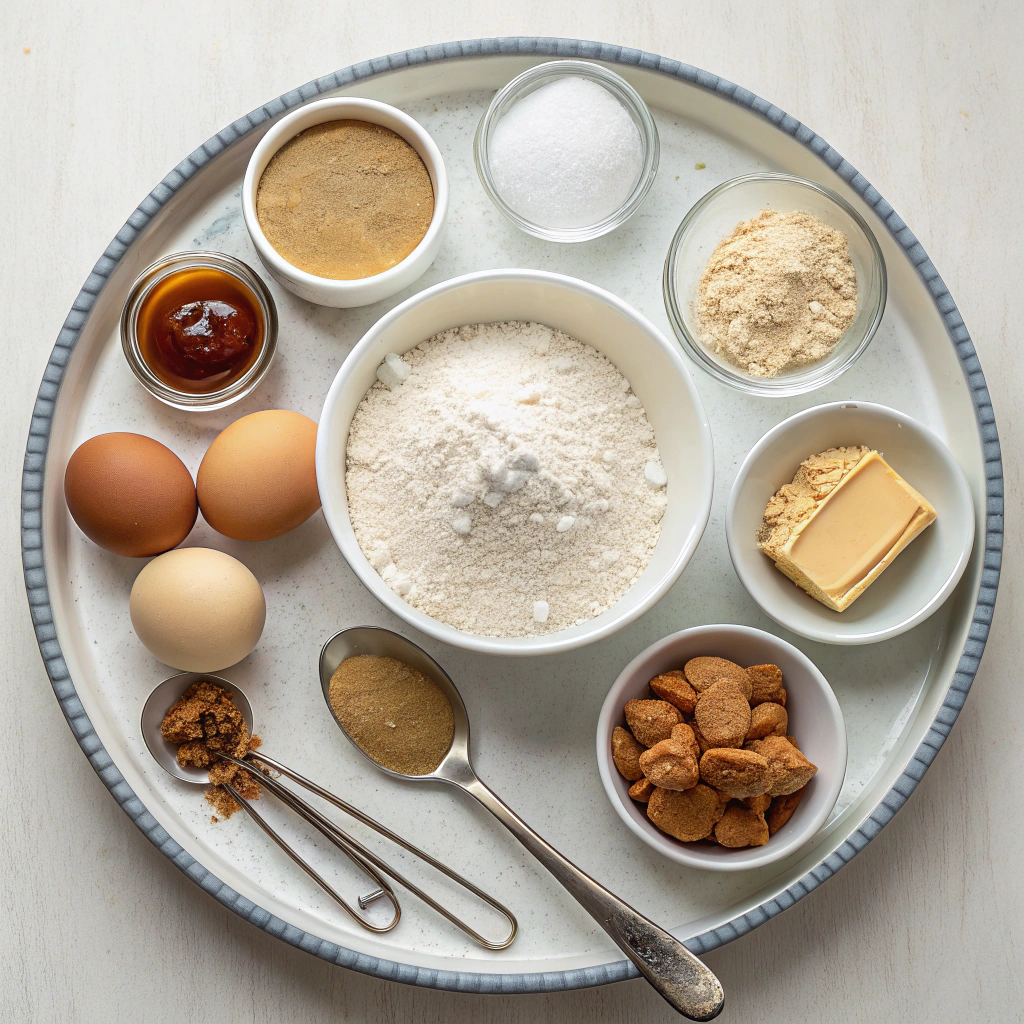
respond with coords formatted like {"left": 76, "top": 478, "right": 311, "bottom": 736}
{"left": 345, "top": 321, "right": 667, "bottom": 637}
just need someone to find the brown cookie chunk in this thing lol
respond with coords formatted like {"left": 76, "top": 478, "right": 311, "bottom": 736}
{"left": 647, "top": 784, "right": 726, "bottom": 842}
{"left": 639, "top": 725, "right": 700, "bottom": 791}
{"left": 670, "top": 722, "right": 700, "bottom": 752}
{"left": 684, "top": 656, "right": 751, "bottom": 696}
{"left": 747, "top": 663, "right": 783, "bottom": 705}
{"left": 634, "top": 650, "right": 812, "bottom": 851}
{"left": 694, "top": 680, "right": 752, "bottom": 748}
{"left": 690, "top": 721, "right": 714, "bottom": 754}
{"left": 766, "top": 787, "right": 806, "bottom": 834}
{"left": 628, "top": 777, "right": 655, "bottom": 803}
{"left": 649, "top": 670, "right": 697, "bottom": 714}
{"left": 746, "top": 701, "right": 788, "bottom": 740}
{"left": 747, "top": 735, "right": 817, "bottom": 796}
{"left": 743, "top": 793, "right": 772, "bottom": 815}
{"left": 623, "top": 699, "right": 683, "bottom": 747}
{"left": 714, "top": 804, "right": 769, "bottom": 848}
{"left": 699, "top": 747, "right": 770, "bottom": 798}
{"left": 611, "top": 725, "right": 645, "bottom": 781}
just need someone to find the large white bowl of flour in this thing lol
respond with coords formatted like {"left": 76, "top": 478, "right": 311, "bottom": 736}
{"left": 317, "top": 269, "right": 714, "bottom": 656}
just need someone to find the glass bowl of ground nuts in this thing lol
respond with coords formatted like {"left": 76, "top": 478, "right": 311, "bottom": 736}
{"left": 663, "top": 172, "right": 886, "bottom": 397}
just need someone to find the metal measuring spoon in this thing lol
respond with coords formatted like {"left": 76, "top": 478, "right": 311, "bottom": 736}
{"left": 141, "top": 672, "right": 517, "bottom": 949}
{"left": 141, "top": 672, "right": 401, "bottom": 932}
{"left": 320, "top": 627, "right": 725, "bottom": 1022}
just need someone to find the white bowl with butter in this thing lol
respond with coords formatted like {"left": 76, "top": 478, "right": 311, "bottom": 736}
{"left": 727, "top": 402, "right": 975, "bottom": 645}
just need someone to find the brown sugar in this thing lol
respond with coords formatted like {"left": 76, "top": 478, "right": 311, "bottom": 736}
{"left": 329, "top": 655, "right": 454, "bottom": 775}
{"left": 648, "top": 670, "right": 697, "bottom": 713}
{"left": 683, "top": 656, "right": 749, "bottom": 694}
{"left": 256, "top": 119, "right": 434, "bottom": 280}
{"left": 647, "top": 784, "right": 726, "bottom": 843}
{"left": 693, "top": 680, "right": 751, "bottom": 749}
{"left": 160, "top": 680, "right": 262, "bottom": 819}
{"left": 714, "top": 804, "right": 769, "bottom": 848}
{"left": 622, "top": 699, "right": 683, "bottom": 747}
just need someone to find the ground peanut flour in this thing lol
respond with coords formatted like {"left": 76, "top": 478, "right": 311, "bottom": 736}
{"left": 695, "top": 209, "right": 857, "bottom": 377}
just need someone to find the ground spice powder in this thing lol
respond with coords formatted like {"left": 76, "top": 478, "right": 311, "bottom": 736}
{"left": 160, "top": 680, "right": 262, "bottom": 819}
{"left": 695, "top": 208, "right": 857, "bottom": 377}
{"left": 256, "top": 119, "right": 434, "bottom": 280}
{"left": 329, "top": 655, "right": 454, "bottom": 775}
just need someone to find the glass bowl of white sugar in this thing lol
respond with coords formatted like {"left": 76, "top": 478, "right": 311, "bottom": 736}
{"left": 475, "top": 61, "right": 660, "bottom": 243}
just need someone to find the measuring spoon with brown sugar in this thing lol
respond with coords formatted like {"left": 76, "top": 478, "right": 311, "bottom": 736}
{"left": 141, "top": 671, "right": 517, "bottom": 950}
{"left": 320, "top": 626, "right": 726, "bottom": 1022}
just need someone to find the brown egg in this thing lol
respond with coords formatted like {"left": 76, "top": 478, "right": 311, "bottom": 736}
{"left": 64, "top": 432, "right": 197, "bottom": 557}
{"left": 197, "top": 409, "right": 319, "bottom": 541}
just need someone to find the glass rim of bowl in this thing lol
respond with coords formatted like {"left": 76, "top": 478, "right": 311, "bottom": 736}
{"left": 662, "top": 172, "right": 888, "bottom": 397}
{"left": 474, "top": 60, "right": 660, "bottom": 243}
{"left": 120, "top": 250, "right": 279, "bottom": 411}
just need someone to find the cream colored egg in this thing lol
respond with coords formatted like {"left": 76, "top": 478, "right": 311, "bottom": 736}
{"left": 129, "top": 547, "right": 266, "bottom": 672}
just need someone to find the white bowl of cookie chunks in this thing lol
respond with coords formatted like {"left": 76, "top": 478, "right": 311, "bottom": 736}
{"left": 597, "top": 624, "right": 847, "bottom": 871}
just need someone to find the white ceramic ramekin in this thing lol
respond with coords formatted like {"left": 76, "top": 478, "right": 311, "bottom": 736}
{"left": 316, "top": 268, "right": 715, "bottom": 657}
{"left": 596, "top": 624, "right": 847, "bottom": 871}
{"left": 726, "top": 401, "right": 976, "bottom": 645}
{"left": 241, "top": 97, "right": 449, "bottom": 308}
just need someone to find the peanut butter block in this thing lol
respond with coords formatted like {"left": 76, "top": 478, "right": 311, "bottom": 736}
{"left": 757, "top": 447, "right": 937, "bottom": 612}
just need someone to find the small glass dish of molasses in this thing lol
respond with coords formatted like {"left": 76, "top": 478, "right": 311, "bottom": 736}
{"left": 120, "top": 251, "right": 278, "bottom": 410}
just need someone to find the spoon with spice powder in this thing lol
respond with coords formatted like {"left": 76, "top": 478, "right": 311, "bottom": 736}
{"left": 321, "top": 627, "right": 725, "bottom": 1022}
{"left": 142, "top": 671, "right": 516, "bottom": 949}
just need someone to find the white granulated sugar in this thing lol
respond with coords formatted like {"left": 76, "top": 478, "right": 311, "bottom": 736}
{"left": 345, "top": 321, "right": 667, "bottom": 638}
{"left": 489, "top": 77, "right": 644, "bottom": 229}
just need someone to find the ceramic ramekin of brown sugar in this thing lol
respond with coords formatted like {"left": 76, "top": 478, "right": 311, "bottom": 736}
{"left": 241, "top": 97, "right": 449, "bottom": 308}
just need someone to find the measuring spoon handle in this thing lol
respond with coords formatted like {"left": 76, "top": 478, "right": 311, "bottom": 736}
{"left": 463, "top": 776, "right": 724, "bottom": 1021}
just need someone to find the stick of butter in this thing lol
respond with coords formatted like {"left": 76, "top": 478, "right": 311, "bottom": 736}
{"left": 757, "top": 447, "right": 937, "bottom": 612}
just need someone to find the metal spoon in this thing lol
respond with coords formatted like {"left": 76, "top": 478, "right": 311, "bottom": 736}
{"left": 141, "top": 672, "right": 401, "bottom": 931}
{"left": 320, "top": 627, "right": 725, "bottom": 1022}
{"left": 141, "top": 671, "right": 517, "bottom": 949}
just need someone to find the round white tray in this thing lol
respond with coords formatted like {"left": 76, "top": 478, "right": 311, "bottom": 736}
{"left": 21, "top": 38, "right": 1002, "bottom": 993}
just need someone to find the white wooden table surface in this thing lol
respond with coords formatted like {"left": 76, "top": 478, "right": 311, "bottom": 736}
{"left": 2, "top": 2, "right": 1021, "bottom": 1021}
